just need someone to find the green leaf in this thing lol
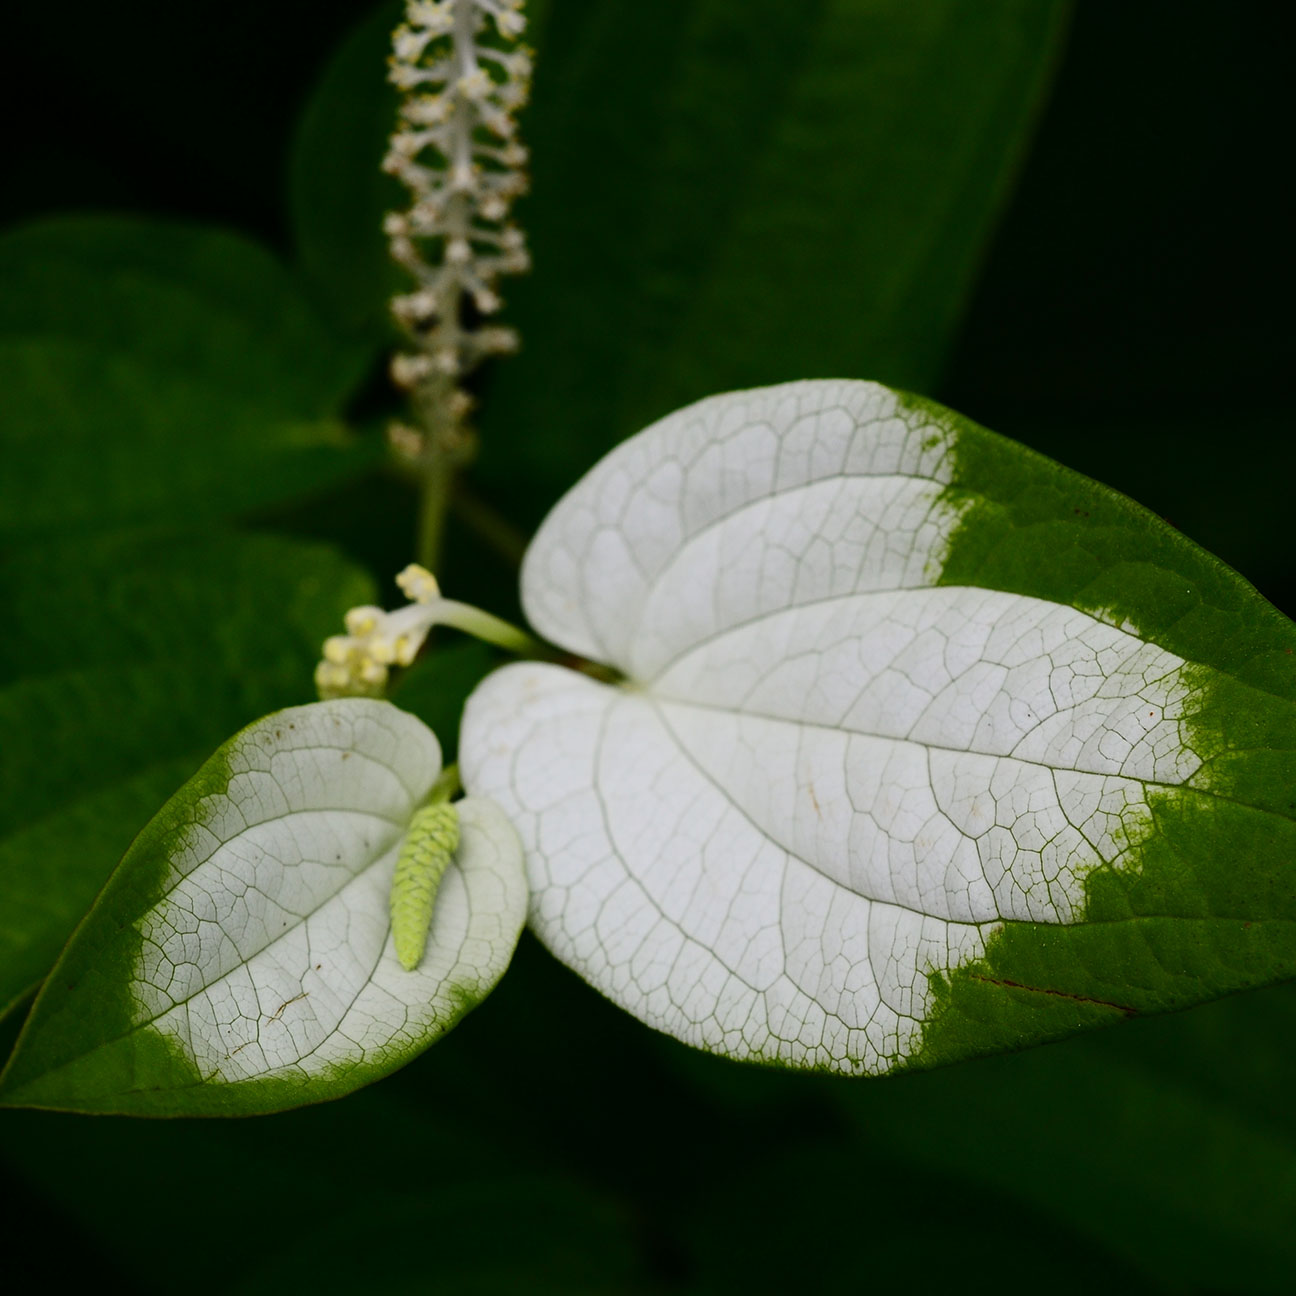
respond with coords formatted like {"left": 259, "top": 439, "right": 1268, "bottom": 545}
{"left": 478, "top": 0, "right": 1071, "bottom": 516}
{"left": 0, "top": 1066, "right": 646, "bottom": 1294}
{"left": 835, "top": 991, "right": 1296, "bottom": 1292}
{"left": 0, "top": 217, "right": 378, "bottom": 538}
{"left": 289, "top": 1, "right": 1070, "bottom": 520}
{"left": 660, "top": 978, "right": 1296, "bottom": 1291}
{"left": 0, "top": 530, "right": 373, "bottom": 1018}
{"left": 288, "top": 0, "right": 405, "bottom": 345}
{"left": 681, "top": 1135, "right": 1149, "bottom": 1294}
{"left": 0, "top": 339, "right": 368, "bottom": 539}
{"left": 460, "top": 379, "right": 1296, "bottom": 1074}
{"left": 0, "top": 214, "right": 368, "bottom": 414}
{"left": 224, "top": 1177, "right": 643, "bottom": 1296}
{"left": 0, "top": 700, "right": 527, "bottom": 1115}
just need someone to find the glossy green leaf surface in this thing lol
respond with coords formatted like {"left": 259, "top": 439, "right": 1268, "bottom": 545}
{"left": 0, "top": 216, "right": 376, "bottom": 538}
{"left": 0, "top": 532, "right": 373, "bottom": 1019}
{"left": 0, "top": 214, "right": 367, "bottom": 413}
{"left": 289, "top": 0, "right": 405, "bottom": 346}
{"left": 0, "top": 701, "right": 527, "bottom": 1115}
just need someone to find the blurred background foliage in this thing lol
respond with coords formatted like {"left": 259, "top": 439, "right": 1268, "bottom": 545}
{"left": 0, "top": 1, "right": 1292, "bottom": 1292}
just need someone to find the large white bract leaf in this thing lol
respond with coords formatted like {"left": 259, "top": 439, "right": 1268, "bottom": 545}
{"left": 460, "top": 380, "right": 1203, "bottom": 1074}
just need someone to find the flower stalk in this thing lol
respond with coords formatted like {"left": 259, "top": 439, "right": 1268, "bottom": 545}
{"left": 383, "top": 0, "right": 532, "bottom": 571}
{"left": 315, "top": 564, "right": 547, "bottom": 699}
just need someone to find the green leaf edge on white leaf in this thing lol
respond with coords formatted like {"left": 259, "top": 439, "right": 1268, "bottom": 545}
{"left": 0, "top": 700, "right": 527, "bottom": 1116}
{"left": 900, "top": 383, "right": 1296, "bottom": 1071}
{"left": 461, "top": 379, "right": 1296, "bottom": 1076}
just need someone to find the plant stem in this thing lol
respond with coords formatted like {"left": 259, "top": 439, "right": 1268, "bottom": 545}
{"left": 434, "top": 597, "right": 552, "bottom": 658}
{"left": 410, "top": 369, "right": 470, "bottom": 573}
{"left": 416, "top": 448, "right": 455, "bottom": 572}
{"left": 427, "top": 763, "right": 462, "bottom": 804}
{"left": 385, "top": 0, "right": 533, "bottom": 574}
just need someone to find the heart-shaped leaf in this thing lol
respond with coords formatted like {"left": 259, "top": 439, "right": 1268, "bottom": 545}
{"left": 0, "top": 700, "right": 526, "bottom": 1115}
{"left": 460, "top": 379, "right": 1296, "bottom": 1074}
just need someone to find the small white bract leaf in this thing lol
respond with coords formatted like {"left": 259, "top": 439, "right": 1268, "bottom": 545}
{"left": 132, "top": 701, "right": 525, "bottom": 1093}
{"left": 460, "top": 380, "right": 1204, "bottom": 1075}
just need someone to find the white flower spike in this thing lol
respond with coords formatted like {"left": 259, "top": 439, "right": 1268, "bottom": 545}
{"left": 385, "top": 0, "right": 532, "bottom": 383}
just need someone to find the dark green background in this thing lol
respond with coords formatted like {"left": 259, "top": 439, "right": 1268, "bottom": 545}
{"left": 2, "top": 2, "right": 1292, "bottom": 1292}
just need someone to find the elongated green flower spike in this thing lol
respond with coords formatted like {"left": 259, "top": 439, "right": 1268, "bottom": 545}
{"left": 390, "top": 800, "right": 461, "bottom": 971}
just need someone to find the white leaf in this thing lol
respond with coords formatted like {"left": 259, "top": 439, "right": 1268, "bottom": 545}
{"left": 460, "top": 380, "right": 1203, "bottom": 1074}
{"left": 133, "top": 700, "right": 525, "bottom": 1095}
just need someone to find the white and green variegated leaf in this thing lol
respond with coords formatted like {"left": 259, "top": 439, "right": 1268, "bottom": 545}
{"left": 0, "top": 700, "right": 526, "bottom": 1115}
{"left": 460, "top": 379, "right": 1296, "bottom": 1075}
